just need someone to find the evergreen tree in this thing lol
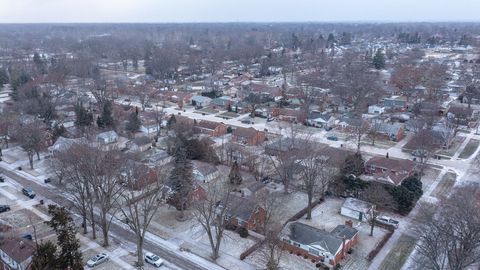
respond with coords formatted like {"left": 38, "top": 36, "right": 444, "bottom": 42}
{"left": 0, "top": 69, "right": 8, "bottom": 88}
{"left": 74, "top": 103, "right": 93, "bottom": 127}
{"left": 31, "top": 240, "right": 58, "bottom": 270}
{"left": 46, "top": 205, "right": 83, "bottom": 270}
{"left": 97, "top": 101, "right": 114, "bottom": 128}
{"left": 166, "top": 114, "right": 176, "bottom": 129}
{"left": 373, "top": 49, "right": 386, "bottom": 70}
{"left": 168, "top": 141, "right": 193, "bottom": 217}
{"left": 125, "top": 110, "right": 142, "bottom": 133}
{"left": 341, "top": 153, "right": 365, "bottom": 176}
{"left": 228, "top": 161, "right": 242, "bottom": 185}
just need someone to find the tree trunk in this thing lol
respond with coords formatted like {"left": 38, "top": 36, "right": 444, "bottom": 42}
{"left": 306, "top": 192, "right": 313, "bottom": 220}
{"left": 28, "top": 153, "right": 34, "bottom": 169}
{"left": 370, "top": 220, "right": 374, "bottom": 236}
{"left": 101, "top": 216, "right": 109, "bottom": 247}
{"left": 136, "top": 236, "right": 144, "bottom": 267}
{"left": 36, "top": 151, "right": 40, "bottom": 161}
{"left": 89, "top": 206, "right": 96, "bottom": 239}
{"left": 82, "top": 212, "right": 88, "bottom": 234}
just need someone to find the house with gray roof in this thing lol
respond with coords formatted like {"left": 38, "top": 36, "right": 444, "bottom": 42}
{"left": 281, "top": 221, "right": 359, "bottom": 268}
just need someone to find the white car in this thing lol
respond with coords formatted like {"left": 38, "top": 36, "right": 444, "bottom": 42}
{"left": 144, "top": 252, "right": 164, "bottom": 267}
{"left": 87, "top": 253, "right": 109, "bottom": 267}
{"left": 376, "top": 216, "right": 400, "bottom": 228}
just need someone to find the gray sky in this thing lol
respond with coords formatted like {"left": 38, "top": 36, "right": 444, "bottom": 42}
{"left": 0, "top": 0, "right": 478, "bottom": 23}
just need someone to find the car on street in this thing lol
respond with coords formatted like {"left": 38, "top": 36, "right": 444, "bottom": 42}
{"left": 0, "top": 205, "right": 10, "bottom": 213}
{"left": 144, "top": 252, "right": 164, "bottom": 267}
{"left": 21, "top": 234, "right": 33, "bottom": 241}
{"left": 376, "top": 216, "right": 400, "bottom": 228}
{"left": 87, "top": 253, "right": 109, "bottom": 267}
{"left": 326, "top": 135, "right": 338, "bottom": 141}
{"left": 44, "top": 178, "right": 51, "bottom": 183}
{"left": 0, "top": 175, "right": 4, "bottom": 182}
{"left": 22, "top": 188, "right": 36, "bottom": 199}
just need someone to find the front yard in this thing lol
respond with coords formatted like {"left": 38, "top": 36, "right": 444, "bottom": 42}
{"left": 377, "top": 234, "right": 416, "bottom": 270}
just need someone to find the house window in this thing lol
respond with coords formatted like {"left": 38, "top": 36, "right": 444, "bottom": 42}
{"left": 293, "top": 242, "right": 301, "bottom": 248}
{"left": 309, "top": 248, "right": 320, "bottom": 256}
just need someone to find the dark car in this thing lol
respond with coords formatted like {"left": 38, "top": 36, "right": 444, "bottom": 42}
{"left": 326, "top": 135, "right": 338, "bottom": 141}
{"left": 21, "top": 234, "right": 33, "bottom": 241}
{"left": 44, "top": 178, "right": 51, "bottom": 184}
{"left": 0, "top": 205, "right": 10, "bottom": 213}
{"left": 0, "top": 175, "right": 4, "bottom": 182}
{"left": 22, "top": 188, "right": 36, "bottom": 199}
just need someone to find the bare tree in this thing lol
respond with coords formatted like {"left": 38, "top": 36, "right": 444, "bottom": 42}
{"left": 192, "top": 179, "right": 233, "bottom": 260}
{"left": 300, "top": 148, "right": 338, "bottom": 220}
{"left": 413, "top": 185, "right": 480, "bottom": 270}
{"left": 390, "top": 65, "right": 423, "bottom": 102}
{"left": 12, "top": 120, "right": 48, "bottom": 169}
{"left": 346, "top": 119, "right": 371, "bottom": 153}
{"left": 119, "top": 163, "right": 167, "bottom": 267}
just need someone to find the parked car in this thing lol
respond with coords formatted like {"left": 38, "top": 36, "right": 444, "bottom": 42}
{"left": 0, "top": 175, "right": 4, "bottom": 182}
{"left": 0, "top": 205, "right": 10, "bottom": 213}
{"left": 22, "top": 188, "right": 36, "bottom": 199}
{"left": 21, "top": 234, "right": 33, "bottom": 241}
{"left": 87, "top": 253, "right": 109, "bottom": 267}
{"left": 376, "top": 216, "right": 400, "bottom": 228}
{"left": 44, "top": 178, "right": 51, "bottom": 184}
{"left": 326, "top": 135, "right": 338, "bottom": 141}
{"left": 144, "top": 252, "right": 164, "bottom": 267}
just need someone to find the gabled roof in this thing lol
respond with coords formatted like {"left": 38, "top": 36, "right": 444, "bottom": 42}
{"left": 233, "top": 127, "right": 260, "bottom": 138}
{"left": 0, "top": 237, "right": 35, "bottom": 264}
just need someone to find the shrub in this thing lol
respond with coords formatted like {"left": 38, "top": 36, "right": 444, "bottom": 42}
{"left": 238, "top": 227, "right": 249, "bottom": 238}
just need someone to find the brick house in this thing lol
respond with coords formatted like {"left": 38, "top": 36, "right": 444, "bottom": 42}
{"left": 232, "top": 127, "right": 266, "bottom": 146}
{"left": 365, "top": 156, "right": 417, "bottom": 186}
{"left": 373, "top": 122, "right": 405, "bottom": 141}
{"left": 0, "top": 237, "right": 36, "bottom": 270}
{"left": 219, "top": 194, "right": 266, "bottom": 233}
{"left": 194, "top": 120, "right": 228, "bottom": 137}
{"left": 281, "top": 221, "right": 359, "bottom": 269}
{"left": 272, "top": 108, "right": 307, "bottom": 124}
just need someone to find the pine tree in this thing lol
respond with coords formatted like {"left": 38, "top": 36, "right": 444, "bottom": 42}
{"left": 125, "top": 110, "right": 142, "bottom": 133}
{"left": 74, "top": 103, "right": 93, "bottom": 127}
{"left": 46, "top": 205, "right": 83, "bottom": 270}
{"left": 97, "top": 101, "right": 114, "bottom": 128}
{"left": 168, "top": 141, "right": 193, "bottom": 218}
{"left": 167, "top": 115, "right": 176, "bottom": 129}
{"left": 373, "top": 49, "right": 386, "bottom": 70}
{"left": 31, "top": 241, "right": 58, "bottom": 270}
{"left": 228, "top": 161, "right": 242, "bottom": 185}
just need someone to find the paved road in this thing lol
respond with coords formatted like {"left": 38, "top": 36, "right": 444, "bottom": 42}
{"left": 0, "top": 167, "right": 214, "bottom": 270}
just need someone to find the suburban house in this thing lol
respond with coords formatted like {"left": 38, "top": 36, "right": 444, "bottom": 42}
{"left": 210, "top": 96, "right": 233, "bottom": 110}
{"left": 447, "top": 105, "right": 474, "bottom": 126}
{"left": 142, "top": 149, "right": 172, "bottom": 166}
{"left": 232, "top": 127, "right": 266, "bottom": 146}
{"left": 281, "top": 221, "right": 359, "bottom": 269}
{"left": 191, "top": 95, "right": 212, "bottom": 107}
{"left": 48, "top": 136, "right": 86, "bottom": 155}
{"left": 193, "top": 161, "right": 219, "bottom": 183}
{"left": 365, "top": 155, "right": 417, "bottom": 186}
{"left": 368, "top": 104, "right": 386, "bottom": 114}
{"left": 96, "top": 130, "right": 118, "bottom": 145}
{"left": 307, "top": 111, "right": 335, "bottom": 128}
{"left": 272, "top": 108, "right": 307, "bottom": 124}
{"left": 193, "top": 120, "right": 228, "bottom": 137}
{"left": 383, "top": 96, "right": 407, "bottom": 110}
{"left": 127, "top": 136, "right": 151, "bottom": 152}
{"left": 373, "top": 122, "right": 405, "bottom": 141}
{"left": 341, "top": 197, "right": 375, "bottom": 221}
{"left": 219, "top": 194, "right": 266, "bottom": 233}
{"left": 0, "top": 237, "right": 36, "bottom": 270}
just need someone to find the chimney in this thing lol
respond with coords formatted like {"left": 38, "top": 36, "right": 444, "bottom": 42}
{"left": 345, "top": 220, "right": 353, "bottom": 228}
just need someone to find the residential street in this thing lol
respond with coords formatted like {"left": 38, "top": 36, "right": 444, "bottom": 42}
{"left": 0, "top": 164, "right": 225, "bottom": 270}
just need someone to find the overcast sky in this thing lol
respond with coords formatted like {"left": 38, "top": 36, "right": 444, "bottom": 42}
{"left": 0, "top": 0, "right": 478, "bottom": 23}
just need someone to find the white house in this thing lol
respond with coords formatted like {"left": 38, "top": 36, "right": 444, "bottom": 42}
{"left": 96, "top": 130, "right": 118, "bottom": 145}
{"left": 368, "top": 105, "right": 386, "bottom": 115}
{"left": 191, "top": 95, "right": 212, "bottom": 107}
{"left": 340, "top": 197, "right": 375, "bottom": 222}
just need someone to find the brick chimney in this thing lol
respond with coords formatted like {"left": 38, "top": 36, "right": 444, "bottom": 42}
{"left": 345, "top": 220, "right": 353, "bottom": 228}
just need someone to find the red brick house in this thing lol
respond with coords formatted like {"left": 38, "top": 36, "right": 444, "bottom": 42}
{"left": 272, "top": 108, "right": 307, "bottom": 124}
{"left": 365, "top": 156, "right": 417, "bottom": 186}
{"left": 219, "top": 194, "right": 266, "bottom": 233}
{"left": 194, "top": 120, "right": 228, "bottom": 137}
{"left": 281, "top": 221, "right": 359, "bottom": 269}
{"left": 232, "top": 127, "right": 266, "bottom": 145}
